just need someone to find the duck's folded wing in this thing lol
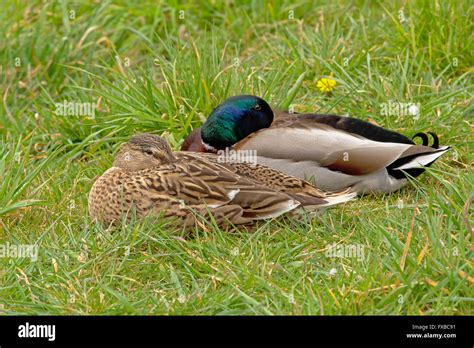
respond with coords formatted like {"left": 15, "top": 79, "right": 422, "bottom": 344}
{"left": 180, "top": 151, "right": 332, "bottom": 197}
{"left": 234, "top": 123, "right": 446, "bottom": 176}
{"left": 145, "top": 159, "right": 300, "bottom": 219}
{"left": 227, "top": 188, "right": 300, "bottom": 219}
{"left": 142, "top": 162, "right": 243, "bottom": 208}
{"left": 176, "top": 151, "right": 356, "bottom": 210}
{"left": 318, "top": 144, "right": 450, "bottom": 175}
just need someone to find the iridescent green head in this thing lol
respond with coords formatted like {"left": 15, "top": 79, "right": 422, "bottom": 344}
{"left": 201, "top": 95, "right": 273, "bottom": 150}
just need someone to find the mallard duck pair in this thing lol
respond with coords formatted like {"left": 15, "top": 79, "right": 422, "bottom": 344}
{"left": 181, "top": 95, "right": 450, "bottom": 194}
{"left": 89, "top": 95, "right": 450, "bottom": 227}
{"left": 88, "top": 134, "right": 356, "bottom": 227}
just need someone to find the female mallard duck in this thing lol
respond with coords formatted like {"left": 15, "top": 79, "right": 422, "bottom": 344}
{"left": 181, "top": 95, "right": 450, "bottom": 194}
{"left": 88, "top": 133, "right": 355, "bottom": 227}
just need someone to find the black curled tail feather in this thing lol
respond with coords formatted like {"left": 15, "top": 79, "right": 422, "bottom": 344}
{"left": 412, "top": 132, "right": 429, "bottom": 146}
{"left": 412, "top": 132, "right": 440, "bottom": 149}
{"left": 427, "top": 132, "right": 439, "bottom": 149}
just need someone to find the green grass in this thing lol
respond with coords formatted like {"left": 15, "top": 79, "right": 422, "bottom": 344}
{"left": 0, "top": 0, "right": 473, "bottom": 315}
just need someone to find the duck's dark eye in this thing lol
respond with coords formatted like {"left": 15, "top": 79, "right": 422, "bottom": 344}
{"left": 253, "top": 104, "right": 262, "bottom": 111}
{"left": 145, "top": 149, "right": 154, "bottom": 156}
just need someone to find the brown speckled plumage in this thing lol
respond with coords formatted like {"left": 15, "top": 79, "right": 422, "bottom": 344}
{"left": 88, "top": 134, "right": 355, "bottom": 227}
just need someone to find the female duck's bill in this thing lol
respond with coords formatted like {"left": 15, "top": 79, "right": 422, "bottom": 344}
{"left": 181, "top": 95, "right": 450, "bottom": 194}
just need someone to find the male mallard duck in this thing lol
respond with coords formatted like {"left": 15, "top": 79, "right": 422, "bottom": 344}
{"left": 181, "top": 95, "right": 450, "bottom": 194}
{"left": 88, "top": 134, "right": 355, "bottom": 227}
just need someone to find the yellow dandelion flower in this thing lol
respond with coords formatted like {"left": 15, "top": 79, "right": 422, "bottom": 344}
{"left": 316, "top": 77, "right": 337, "bottom": 93}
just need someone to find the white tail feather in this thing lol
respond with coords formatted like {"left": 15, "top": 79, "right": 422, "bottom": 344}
{"left": 292, "top": 191, "right": 356, "bottom": 215}
{"left": 394, "top": 146, "right": 450, "bottom": 170}
{"left": 320, "top": 191, "right": 357, "bottom": 207}
{"left": 252, "top": 199, "right": 301, "bottom": 220}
